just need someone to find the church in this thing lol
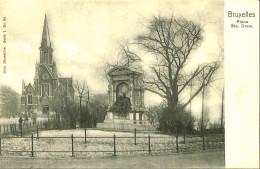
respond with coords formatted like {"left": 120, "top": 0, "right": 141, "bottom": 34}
{"left": 21, "top": 15, "right": 74, "bottom": 117}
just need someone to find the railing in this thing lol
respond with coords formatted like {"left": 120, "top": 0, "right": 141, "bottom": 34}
{"left": 0, "top": 128, "right": 225, "bottom": 157}
{"left": 0, "top": 120, "right": 45, "bottom": 137}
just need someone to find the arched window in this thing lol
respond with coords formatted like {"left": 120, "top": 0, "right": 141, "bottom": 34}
{"left": 42, "top": 83, "right": 50, "bottom": 96}
{"left": 116, "top": 82, "right": 129, "bottom": 100}
{"left": 27, "top": 95, "right": 33, "bottom": 105}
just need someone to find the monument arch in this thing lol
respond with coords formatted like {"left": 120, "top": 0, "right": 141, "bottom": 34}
{"left": 97, "top": 66, "right": 155, "bottom": 131}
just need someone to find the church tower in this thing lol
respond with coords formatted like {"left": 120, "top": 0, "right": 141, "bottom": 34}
{"left": 39, "top": 15, "right": 53, "bottom": 65}
{"left": 36, "top": 15, "right": 58, "bottom": 97}
{"left": 21, "top": 15, "right": 74, "bottom": 117}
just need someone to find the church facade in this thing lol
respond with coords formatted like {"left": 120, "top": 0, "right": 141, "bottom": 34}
{"left": 21, "top": 15, "right": 74, "bottom": 116}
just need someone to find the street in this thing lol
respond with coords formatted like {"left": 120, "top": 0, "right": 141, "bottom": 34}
{"left": 0, "top": 150, "right": 224, "bottom": 168}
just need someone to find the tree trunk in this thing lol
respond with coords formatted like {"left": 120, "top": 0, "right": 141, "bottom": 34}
{"left": 201, "top": 84, "right": 205, "bottom": 135}
{"left": 220, "top": 87, "right": 224, "bottom": 134}
{"left": 167, "top": 94, "right": 178, "bottom": 133}
{"left": 79, "top": 96, "right": 82, "bottom": 127}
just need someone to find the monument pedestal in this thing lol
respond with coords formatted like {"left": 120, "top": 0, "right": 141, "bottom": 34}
{"left": 96, "top": 112, "right": 155, "bottom": 131}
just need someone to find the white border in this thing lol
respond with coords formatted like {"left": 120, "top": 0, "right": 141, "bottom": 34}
{"left": 225, "top": 0, "right": 259, "bottom": 167}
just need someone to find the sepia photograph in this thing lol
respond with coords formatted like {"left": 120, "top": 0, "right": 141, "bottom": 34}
{"left": 0, "top": 0, "right": 256, "bottom": 168}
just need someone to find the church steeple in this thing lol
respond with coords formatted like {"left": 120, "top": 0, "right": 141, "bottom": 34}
{"left": 41, "top": 14, "right": 51, "bottom": 48}
{"left": 39, "top": 14, "right": 53, "bottom": 65}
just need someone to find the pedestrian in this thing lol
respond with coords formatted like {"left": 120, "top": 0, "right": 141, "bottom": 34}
{"left": 19, "top": 117, "right": 23, "bottom": 131}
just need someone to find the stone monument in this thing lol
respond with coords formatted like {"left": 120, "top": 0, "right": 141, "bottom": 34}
{"left": 96, "top": 66, "right": 155, "bottom": 131}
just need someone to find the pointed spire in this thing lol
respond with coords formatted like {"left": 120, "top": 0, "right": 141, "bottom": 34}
{"left": 41, "top": 14, "right": 51, "bottom": 48}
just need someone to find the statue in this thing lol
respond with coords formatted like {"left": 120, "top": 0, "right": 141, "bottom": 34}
{"left": 109, "top": 93, "right": 131, "bottom": 117}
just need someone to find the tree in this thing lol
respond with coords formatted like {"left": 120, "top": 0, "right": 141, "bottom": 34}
{"left": 146, "top": 102, "right": 166, "bottom": 128}
{"left": 197, "top": 107, "right": 210, "bottom": 132}
{"left": 52, "top": 86, "right": 66, "bottom": 128}
{"left": 220, "top": 87, "right": 224, "bottom": 134}
{"left": 159, "top": 103, "right": 196, "bottom": 133}
{"left": 208, "top": 121, "right": 221, "bottom": 134}
{"left": 124, "top": 16, "right": 219, "bottom": 133}
{"left": 0, "top": 85, "right": 21, "bottom": 117}
{"left": 61, "top": 99, "right": 78, "bottom": 129}
{"left": 80, "top": 93, "right": 108, "bottom": 128}
{"left": 74, "top": 80, "right": 89, "bottom": 127}
{"left": 88, "top": 93, "right": 108, "bottom": 127}
{"left": 52, "top": 85, "right": 78, "bottom": 129}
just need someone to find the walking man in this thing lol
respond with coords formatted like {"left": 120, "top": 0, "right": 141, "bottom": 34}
{"left": 18, "top": 117, "right": 23, "bottom": 133}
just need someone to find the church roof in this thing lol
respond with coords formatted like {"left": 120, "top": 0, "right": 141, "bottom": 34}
{"left": 24, "top": 83, "right": 37, "bottom": 95}
{"left": 40, "top": 15, "right": 51, "bottom": 48}
{"left": 58, "top": 78, "right": 73, "bottom": 86}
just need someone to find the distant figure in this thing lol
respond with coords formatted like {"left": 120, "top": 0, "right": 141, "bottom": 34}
{"left": 19, "top": 117, "right": 23, "bottom": 130}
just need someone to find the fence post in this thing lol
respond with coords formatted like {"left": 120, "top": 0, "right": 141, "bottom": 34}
{"left": 0, "top": 125, "right": 1, "bottom": 135}
{"left": 14, "top": 124, "right": 16, "bottom": 135}
{"left": 11, "top": 125, "right": 13, "bottom": 135}
{"left": 113, "top": 134, "right": 116, "bottom": 156}
{"left": 10, "top": 125, "right": 12, "bottom": 135}
{"left": 176, "top": 134, "right": 179, "bottom": 153}
{"left": 0, "top": 136, "right": 1, "bottom": 155}
{"left": 37, "top": 126, "right": 39, "bottom": 139}
{"left": 84, "top": 128, "right": 87, "bottom": 144}
{"left": 184, "top": 132, "right": 186, "bottom": 144}
{"left": 13, "top": 124, "right": 15, "bottom": 135}
{"left": 31, "top": 134, "right": 34, "bottom": 157}
{"left": 134, "top": 128, "right": 136, "bottom": 145}
{"left": 21, "top": 124, "right": 23, "bottom": 137}
{"left": 148, "top": 135, "right": 151, "bottom": 154}
{"left": 3, "top": 125, "right": 5, "bottom": 133}
{"left": 202, "top": 134, "right": 205, "bottom": 151}
{"left": 71, "top": 134, "right": 74, "bottom": 157}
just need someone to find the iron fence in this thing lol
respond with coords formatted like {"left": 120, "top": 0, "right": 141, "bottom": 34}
{"left": 0, "top": 120, "right": 46, "bottom": 137}
{"left": 0, "top": 128, "right": 224, "bottom": 157}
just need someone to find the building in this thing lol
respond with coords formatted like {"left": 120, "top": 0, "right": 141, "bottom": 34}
{"left": 21, "top": 15, "right": 74, "bottom": 117}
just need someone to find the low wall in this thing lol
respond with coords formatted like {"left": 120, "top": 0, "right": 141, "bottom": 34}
{"left": 96, "top": 122, "right": 155, "bottom": 131}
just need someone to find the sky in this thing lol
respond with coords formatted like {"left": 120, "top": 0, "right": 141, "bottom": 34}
{"left": 0, "top": 0, "right": 224, "bottom": 122}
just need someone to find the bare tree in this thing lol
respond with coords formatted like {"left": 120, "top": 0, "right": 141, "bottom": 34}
{"left": 123, "top": 16, "right": 219, "bottom": 132}
{"left": 118, "top": 41, "right": 142, "bottom": 67}
{"left": 198, "top": 107, "right": 210, "bottom": 132}
{"left": 99, "top": 41, "right": 142, "bottom": 86}
{"left": 74, "top": 80, "right": 89, "bottom": 127}
{"left": 220, "top": 87, "right": 224, "bottom": 134}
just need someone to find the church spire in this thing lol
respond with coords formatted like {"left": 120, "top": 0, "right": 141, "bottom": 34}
{"left": 41, "top": 14, "right": 51, "bottom": 48}
{"left": 39, "top": 14, "right": 53, "bottom": 65}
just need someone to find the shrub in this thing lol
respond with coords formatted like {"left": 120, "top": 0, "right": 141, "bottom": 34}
{"left": 159, "top": 104, "right": 195, "bottom": 134}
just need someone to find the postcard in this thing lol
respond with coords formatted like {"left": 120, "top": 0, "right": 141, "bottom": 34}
{"left": 0, "top": 0, "right": 258, "bottom": 168}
